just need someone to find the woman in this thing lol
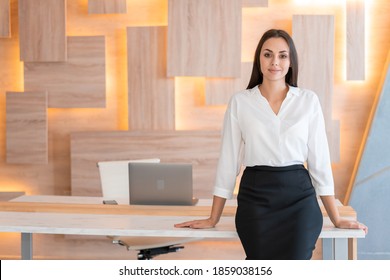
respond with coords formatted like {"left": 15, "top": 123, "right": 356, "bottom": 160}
{"left": 175, "top": 29, "right": 367, "bottom": 260}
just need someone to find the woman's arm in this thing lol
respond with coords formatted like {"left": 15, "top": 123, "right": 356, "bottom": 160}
{"left": 320, "top": 195, "right": 368, "bottom": 234}
{"left": 174, "top": 195, "right": 226, "bottom": 229}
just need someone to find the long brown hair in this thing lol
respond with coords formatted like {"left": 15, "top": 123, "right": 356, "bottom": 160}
{"left": 246, "top": 29, "right": 298, "bottom": 89}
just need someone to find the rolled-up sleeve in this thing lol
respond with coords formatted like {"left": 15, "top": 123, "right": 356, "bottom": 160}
{"left": 307, "top": 95, "right": 335, "bottom": 196}
{"left": 213, "top": 97, "right": 244, "bottom": 199}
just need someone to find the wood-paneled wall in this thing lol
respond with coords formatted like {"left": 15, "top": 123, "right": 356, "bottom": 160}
{"left": 19, "top": 0, "right": 66, "bottom": 62}
{"left": 0, "top": 0, "right": 389, "bottom": 260}
{"left": 24, "top": 36, "right": 106, "bottom": 108}
{"left": 167, "top": 0, "right": 241, "bottom": 77}
{"left": 71, "top": 130, "right": 221, "bottom": 198}
{"left": 127, "top": 26, "right": 174, "bottom": 130}
{"left": 205, "top": 62, "right": 253, "bottom": 106}
{"left": 242, "top": 0, "right": 268, "bottom": 7}
{"left": 347, "top": 0, "right": 365, "bottom": 80}
{"left": 0, "top": 0, "right": 10, "bottom": 37}
{"left": 6, "top": 91, "right": 48, "bottom": 164}
{"left": 88, "top": 0, "right": 127, "bottom": 14}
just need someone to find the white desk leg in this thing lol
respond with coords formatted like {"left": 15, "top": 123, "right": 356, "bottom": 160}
{"left": 334, "top": 238, "right": 348, "bottom": 260}
{"left": 21, "top": 233, "right": 33, "bottom": 260}
{"left": 322, "top": 238, "right": 349, "bottom": 260}
{"left": 322, "top": 238, "right": 334, "bottom": 260}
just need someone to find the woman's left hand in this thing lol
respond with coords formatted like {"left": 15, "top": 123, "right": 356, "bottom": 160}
{"left": 336, "top": 219, "right": 368, "bottom": 235}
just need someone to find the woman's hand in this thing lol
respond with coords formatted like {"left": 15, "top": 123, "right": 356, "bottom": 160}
{"left": 320, "top": 196, "right": 368, "bottom": 235}
{"left": 335, "top": 219, "right": 368, "bottom": 235}
{"left": 175, "top": 196, "right": 227, "bottom": 229}
{"left": 174, "top": 217, "right": 217, "bottom": 229}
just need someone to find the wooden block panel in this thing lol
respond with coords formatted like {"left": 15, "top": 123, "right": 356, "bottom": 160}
{"left": 88, "top": 0, "right": 127, "bottom": 14}
{"left": 71, "top": 131, "right": 221, "bottom": 198}
{"left": 127, "top": 27, "right": 174, "bottom": 130}
{"left": 292, "top": 15, "right": 335, "bottom": 127}
{"left": 19, "top": 0, "right": 66, "bottom": 62}
{"left": 167, "top": 0, "right": 241, "bottom": 77}
{"left": 0, "top": 0, "right": 10, "bottom": 37}
{"left": 242, "top": 0, "right": 268, "bottom": 7}
{"left": 24, "top": 36, "right": 106, "bottom": 108}
{"left": 347, "top": 0, "right": 365, "bottom": 80}
{"left": 205, "top": 62, "right": 253, "bottom": 105}
{"left": 6, "top": 91, "right": 48, "bottom": 164}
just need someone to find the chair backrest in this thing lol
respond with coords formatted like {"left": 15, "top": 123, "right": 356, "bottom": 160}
{"left": 97, "top": 158, "right": 160, "bottom": 204}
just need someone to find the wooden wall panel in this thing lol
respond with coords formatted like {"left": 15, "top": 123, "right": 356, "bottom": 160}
{"left": 71, "top": 131, "right": 221, "bottom": 198}
{"left": 167, "top": 0, "right": 241, "bottom": 77}
{"left": 88, "top": 0, "right": 127, "bottom": 14}
{"left": 0, "top": 0, "right": 10, "bottom": 38}
{"left": 242, "top": 0, "right": 268, "bottom": 7}
{"left": 19, "top": 0, "right": 66, "bottom": 62}
{"left": 292, "top": 15, "right": 339, "bottom": 161}
{"left": 205, "top": 62, "right": 253, "bottom": 105}
{"left": 127, "top": 27, "right": 174, "bottom": 130}
{"left": 6, "top": 91, "right": 48, "bottom": 164}
{"left": 24, "top": 36, "right": 106, "bottom": 108}
{"left": 347, "top": 0, "right": 365, "bottom": 80}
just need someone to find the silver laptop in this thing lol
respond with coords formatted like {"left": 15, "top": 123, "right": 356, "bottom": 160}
{"left": 128, "top": 162, "right": 198, "bottom": 205}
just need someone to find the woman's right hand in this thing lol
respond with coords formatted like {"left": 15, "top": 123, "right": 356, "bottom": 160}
{"left": 174, "top": 196, "right": 226, "bottom": 229}
{"left": 174, "top": 217, "right": 218, "bottom": 229}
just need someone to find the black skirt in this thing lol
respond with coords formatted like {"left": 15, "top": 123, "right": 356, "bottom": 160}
{"left": 235, "top": 165, "right": 323, "bottom": 260}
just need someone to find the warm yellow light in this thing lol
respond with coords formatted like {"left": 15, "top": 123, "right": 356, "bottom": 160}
{"left": 175, "top": 77, "right": 206, "bottom": 130}
{"left": 294, "top": 0, "right": 371, "bottom": 5}
{"left": 0, "top": 183, "right": 30, "bottom": 195}
{"left": 293, "top": 0, "right": 344, "bottom": 5}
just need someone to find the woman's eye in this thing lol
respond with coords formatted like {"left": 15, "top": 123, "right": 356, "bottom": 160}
{"left": 280, "top": 54, "right": 288, "bottom": 59}
{"left": 264, "top": 53, "right": 271, "bottom": 58}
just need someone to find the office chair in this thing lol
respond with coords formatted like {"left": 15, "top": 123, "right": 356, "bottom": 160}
{"left": 97, "top": 159, "right": 201, "bottom": 260}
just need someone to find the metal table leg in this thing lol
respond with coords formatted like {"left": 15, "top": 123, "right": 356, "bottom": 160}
{"left": 334, "top": 238, "right": 348, "bottom": 260}
{"left": 21, "top": 233, "right": 33, "bottom": 260}
{"left": 322, "top": 238, "right": 334, "bottom": 260}
{"left": 322, "top": 238, "right": 349, "bottom": 260}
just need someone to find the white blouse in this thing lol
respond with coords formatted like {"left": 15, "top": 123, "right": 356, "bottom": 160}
{"left": 213, "top": 85, "right": 335, "bottom": 199}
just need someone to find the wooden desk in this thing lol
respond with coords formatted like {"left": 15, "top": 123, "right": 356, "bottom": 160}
{"left": 0, "top": 195, "right": 365, "bottom": 260}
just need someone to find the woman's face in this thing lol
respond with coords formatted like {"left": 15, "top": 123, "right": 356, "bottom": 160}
{"left": 259, "top": 37, "right": 291, "bottom": 84}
